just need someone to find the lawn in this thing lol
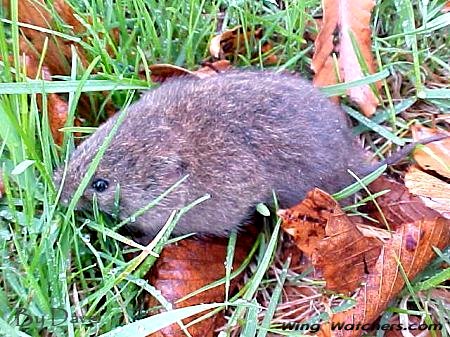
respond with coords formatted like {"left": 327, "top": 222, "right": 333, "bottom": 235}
{"left": 0, "top": 0, "right": 449, "bottom": 336}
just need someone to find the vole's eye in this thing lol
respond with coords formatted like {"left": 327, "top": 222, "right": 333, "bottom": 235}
{"left": 91, "top": 178, "right": 109, "bottom": 192}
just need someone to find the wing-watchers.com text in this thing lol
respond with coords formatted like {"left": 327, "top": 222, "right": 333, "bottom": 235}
{"left": 279, "top": 321, "right": 443, "bottom": 333}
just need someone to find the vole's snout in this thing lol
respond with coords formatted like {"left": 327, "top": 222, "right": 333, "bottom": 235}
{"left": 52, "top": 168, "right": 63, "bottom": 190}
{"left": 53, "top": 167, "right": 72, "bottom": 207}
{"left": 60, "top": 195, "right": 70, "bottom": 206}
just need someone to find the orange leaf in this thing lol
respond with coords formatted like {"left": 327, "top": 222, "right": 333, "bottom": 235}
{"left": 48, "top": 93, "right": 69, "bottom": 146}
{"left": 146, "top": 64, "right": 198, "bottom": 83}
{"left": 411, "top": 125, "right": 450, "bottom": 178}
{"left": 443, "top": 1, "right": 450, "bottom": 12}
{"left": 53, "top": 0, "right": 85, "bottom": 34}
{"left": 368, "top": 177, "right": 442, "bottom": 228}
{"left": 209, "top": 26, "right": 244, "bottom": 59}
{"left": 4, "top": 1, "right": 118, "bottom": 136}
{"left": 312, "top": 0, "right": 379, "bottom": 116}
{"left": 7, "top": 0, "right": 88, "bottom": 76}
{"left": 145, "top": 61, "right": 231, "bottom": 84}
{"left": 193, "top": 60, "right": 231, "bottom": 78}
{"left": 208, "top": 26, "right": 265, "bottom": 60}
{"left": 144, "top": 234, "right": 254, "bottom": 337}
{"left": 279, "top": 189, "right": 382, "bottom": 294}
{"left": 405, "top": 167, "right": 450, "bottom": 219}
{"left": 278, "top": 189, "right": 332, "bottom": 256}
{"left": 261, "top": 41, "right": 278, "bottom": 65}
{"left": 281, "top": 182, "right": 449, "bottom": 336}
{"left": 21, "top": 54, "right": 68, "bottom": 145}
{"left": 318, "top": 217, "right": 449, "bottom": 337}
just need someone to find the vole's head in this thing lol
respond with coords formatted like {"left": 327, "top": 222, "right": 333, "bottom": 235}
{"left": 54, "top": 111, "right": 188, "bottom": 231}
{"left": 53, "top": 119, "right": 124, "bottom": 214}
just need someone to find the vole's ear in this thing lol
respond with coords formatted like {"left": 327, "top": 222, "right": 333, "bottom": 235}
{"left": 165, "top": 155, "right": 190, "bottom": 184}
{"left": 176, "top": 158, "right": 189, "bottom": 177}
{"left": 148, "top": 155, "right": 190, "bottom": 193}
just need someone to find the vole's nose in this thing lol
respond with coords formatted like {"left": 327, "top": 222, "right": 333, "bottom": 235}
{"left": 53, "top": 168, "right": 72, "bottom": 207}
{"left": 53, "top": 168, "right": 63, "bottom": 188}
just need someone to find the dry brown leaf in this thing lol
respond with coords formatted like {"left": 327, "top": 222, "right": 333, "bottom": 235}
{"left": 53, "top": 0, "right": 85, "bottom": 34}
{"left": 280, "top": 182, "right": 449, "bottom": 336}
{"left": 209, "top": 26, "right": 268, "bottom": 62}
{"left": 6, "top": 0, "right": 116, "bottom": 81}
{"left": 193, "top": 60, "right": 231, "bottom": 78}
{"left": 261, "top": 41, "right": 278, "bottom": 65}
{"left": 313, "top": 210, "right": 381, "bottom": 294}
{"left": 145, "top": 61, "right": 231, "bottom": 83}
{"left": 279, "top": 189, "right": 382, "bottom": 294}
{"left": 146, "top": 64, "right": 198, "bottom": 83}
{"left": 312, "top": 0, "right": 379, "bottom": 116}
{"left": 21, "top": 54, "right": 68, "bottom": 145}
{"left": 144, "top": 234, "right": 254, "bottom": 337}
{"left": 3, "top": 0, "right": 120, "bottom": 141}
{"left": 209, "top": 26, "right": 247, "bottom": 59}
{"left": 48, "top": 93, "right": 69, "bottom": 145}
{"left": 367, "top": 176, "right": 442, "bottom": 228}
{"left": 443, "top": 1, "right": 450, "bottom": 12}
{"left": 318, "top": 217, "right": 449, "bottom": 337}
{"left": 278, "top": 189, "right": 332, "bottom": 255}
{"left": 405, "top": 166, "right": 450, "bottom": 219}
{"left": 411, "top": 125, "right": 450, "bottom": 178}
{"left": 4, "top": 0, "right": 89, "bottom": 76}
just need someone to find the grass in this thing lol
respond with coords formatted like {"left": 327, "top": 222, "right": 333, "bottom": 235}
{"left": 0, "top": 0, "right": 449, "bottom": 336}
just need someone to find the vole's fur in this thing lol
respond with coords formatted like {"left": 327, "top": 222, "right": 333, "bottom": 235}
{"left": 55, "top": 71, "right": 382, "bottom": 242}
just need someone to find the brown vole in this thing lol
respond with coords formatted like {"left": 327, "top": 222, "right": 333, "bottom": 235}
{"left": 55, "top": 71, "right": 443, "bottom": 242}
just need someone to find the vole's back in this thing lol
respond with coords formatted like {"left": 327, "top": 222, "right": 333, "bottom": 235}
{"left": 61, "top": 71, "right": 368, "bottom": 242}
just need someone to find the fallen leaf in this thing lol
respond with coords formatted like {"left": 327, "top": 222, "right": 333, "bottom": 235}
{"left": 279, "top": 189, "right": 382, "bottom": 294}
{"left": 261, "top": 41, "right": 278, "bottom": 65}
{"left": 209, "top": 26, "right": 266, "bottom": 61}
{"left": 5, "top": 0, "right": 89, "bottom": 76}
{"left": 367, "top": 176, "right": 442, "bottom": 228}
{"left": 144, "top": 61, "right": 231, "bottom": 83}
{"left": 279, "top": 181, "right": 449, "bottom": 336}
{"left": 193, "top": 60, "right": 231, "bottom": 78}
{"left": 3, "top": 0, "right": 119, "bottom": 140}
{"left": 278, "top": 189, "right": 332, "bottom": 256}
{"left": 146, "top": 64, "right": 198, "bottom": 83}
{"left": 411, "top": 125, "right": 450, "bottom": 178}
{"left": 405, "top": 166, "right": 450, "bottom": 219}
{"left": 48, "top": 94, "right": 69, "bottom": 145}
{"left": 318, "top": 217, "right": 449, "bottom": 337}
{"left": 313, "top": 209, "right": 381, "bottom": 294}
{"left": 53, "top": 0, "right": 86, "bottom": 34}
{"left": 20, "top": 54, "right": 68, "bottom": 145}
{"left": 443, "top": 1, "right": 450, "bottom": 12}
{"left": 315, "top": 178, "right": 450, "bottom": 336}
{"left": 312, "top": 0, "right": 379, "bottom": 116}
{"left": 144, "top": 233, "right": 254, "bottom": 337}
{"left": 210, "top": 26, "right": 244, "bottom": 59}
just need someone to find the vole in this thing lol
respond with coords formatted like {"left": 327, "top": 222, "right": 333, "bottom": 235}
{"left": 55, "top": 71, "right": 445, "bottom": 243}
